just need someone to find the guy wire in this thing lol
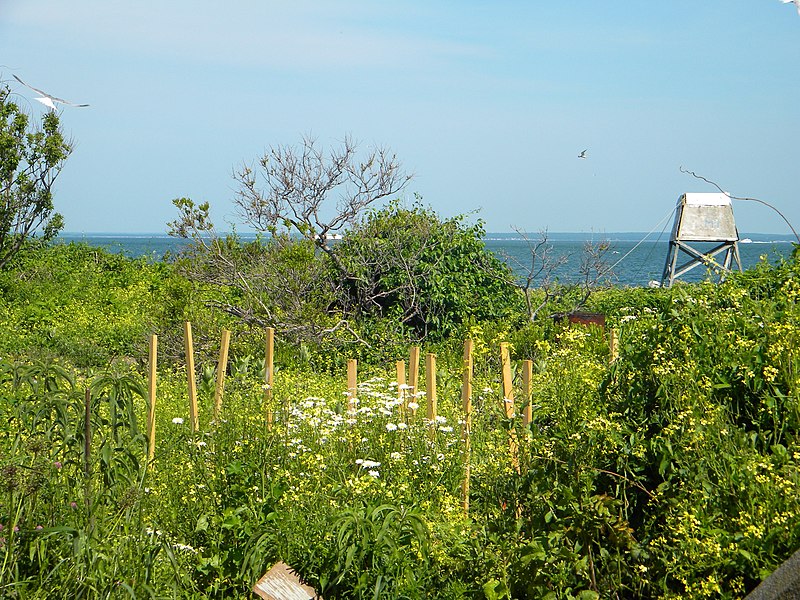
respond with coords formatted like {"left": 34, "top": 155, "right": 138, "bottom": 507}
{"left": 605, "top": 206, "right": 677, "bottom": 278}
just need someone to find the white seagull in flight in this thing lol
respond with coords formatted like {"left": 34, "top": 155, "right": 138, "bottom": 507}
{"left": 780, "top": 0, "right": 800, "bottom": 15}
{"left": 578, "top": 149, "right": 587, "bottom": 159}
{"left": 12, "top": 74, "right": 89, "bottom": 110}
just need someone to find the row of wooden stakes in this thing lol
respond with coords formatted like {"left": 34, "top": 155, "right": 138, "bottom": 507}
{"left": 146, "top": 321, "right": 619, "bottom": 493}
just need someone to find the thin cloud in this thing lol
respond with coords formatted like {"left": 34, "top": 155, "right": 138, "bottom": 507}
{"left": 4, "top": 0, "right": 490, "bottom": 72}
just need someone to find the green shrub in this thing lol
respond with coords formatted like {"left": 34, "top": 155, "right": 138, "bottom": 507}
{"left": 336, "top": 201, "right": 521, "bottom": 345}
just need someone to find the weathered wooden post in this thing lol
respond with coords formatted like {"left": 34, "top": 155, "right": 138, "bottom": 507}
{"left": 147, "top": 334, "right": 157, "bottom": 462}
{"left": 213, "top": 329, "right": 231, "bottom": 422}
{"left": 426, "top": 353, "right": 437, "bottom": 436}
{"left": 264, "top": 327, "right": 275, "bottom": 430}
{"left": 347, "top": 359, "right": 358, "bottom": 411}
{"left": 184, "top": 321, "right": 199, "bottom": 432}
{"left": 461, "top": 339, "right": 473, "bottom": 515}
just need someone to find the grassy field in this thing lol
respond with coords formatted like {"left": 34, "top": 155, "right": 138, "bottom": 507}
{"left": 1, "top": 242, "right": 800, "bottom": 598}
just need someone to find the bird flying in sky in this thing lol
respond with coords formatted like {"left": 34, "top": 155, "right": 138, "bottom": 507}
{"left": 780, "top": 0, "right": 800, "bottom": 15}
{"left": 578, "top": 149, "right": 587, "bottom": 159}
{"left": 12, "top": 74, "right": 89, "bottom": 110}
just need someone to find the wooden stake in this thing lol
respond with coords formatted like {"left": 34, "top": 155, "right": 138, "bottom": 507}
{"left": 396, "top": 359, "right": 406, "bottom": 412}
{"left": 426, "top": 353, "right": 437, "bottom": 431}
{"left": 147, "top": 334, "right": 157, "bottom": 462}
{"left": 409, "top": 346, "right": 420, "bottom": 399}
{"left": 522, "top": 359, "right": 533, "bottom": 427}
{"left": 500, "top": 342, "right": 515, "bottom": 418}
{"left": 500, "top": 342, "right": 519, "bottom": 472}
{"left": 609, "top": 328, "right": 619, "bottom": 363}
{"left": 184, "top": 321, "right": 199, "bottom": 433}
{"left": 213, "top": 329, "right": 231, "bottom": 421}
{"left": 264, "top": 327, "right": 275, "bottom": 430}
{"left": 461, "top": 339, "right": 474, "bottom": 515}
{"left": 347, "top": 359, "right": 358, "bottom": 410}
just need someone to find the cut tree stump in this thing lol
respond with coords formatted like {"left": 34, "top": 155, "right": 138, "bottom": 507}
{"left": 253, "top": 561, "right": 322, "bottom": 600}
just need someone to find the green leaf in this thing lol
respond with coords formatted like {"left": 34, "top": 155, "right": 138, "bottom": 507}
{"left": 482, "top": 579, "right": 510, "bottom": 600}
{"left": 738, "top": 548, "right": 754, "bottom": 562}
{"left": 195, "top": 514, "right": 209, "bottom": 533}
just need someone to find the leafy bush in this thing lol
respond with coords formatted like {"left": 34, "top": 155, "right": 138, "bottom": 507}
{"left": 336, "top": 201, "right": 520, "bottom": 344}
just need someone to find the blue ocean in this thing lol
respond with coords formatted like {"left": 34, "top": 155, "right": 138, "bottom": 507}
{"left": 56, "top": 232, "right": 796, "bottom": 288}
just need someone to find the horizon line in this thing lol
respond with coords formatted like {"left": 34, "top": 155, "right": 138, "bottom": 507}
{"left": 57, "top": 230, "right": 799, "bottom": 239}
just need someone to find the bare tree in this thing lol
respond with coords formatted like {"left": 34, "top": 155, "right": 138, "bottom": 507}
{"left": 496, "top": 229, "right": 616, "bottom": 321}
{"left": 499, "top": 228, "right": 568, "bottom": 321}
{"left": 233, "top": 134, "right": 412, "bottom": 275}
{"left": 168, "top": 197, "right": 368, "bottom": 346}
{"left": 573, "top": 238, "right": 616, "bottom": 310}
{"left": 168, "top": 135, "right": 412, "bottom": 346}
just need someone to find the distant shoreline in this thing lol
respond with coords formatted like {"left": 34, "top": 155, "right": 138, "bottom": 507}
{"left": 52, "top": 232, "right": 796, "bottom": 287}
{"left": 58, "top": 231, "right": 799, "bottom": 242}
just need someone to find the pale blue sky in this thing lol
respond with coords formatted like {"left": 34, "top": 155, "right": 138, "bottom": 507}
{"left": 2, "top": 1, "right": 798, "bottom": 234}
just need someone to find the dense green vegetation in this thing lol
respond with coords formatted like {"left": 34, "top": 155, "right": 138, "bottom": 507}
{"left": 1, "top": 236, "right": 800, "bottom": 599}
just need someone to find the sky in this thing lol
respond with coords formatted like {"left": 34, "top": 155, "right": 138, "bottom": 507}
{"left": 1, "top": 1, "right": 798, "bottom": 235}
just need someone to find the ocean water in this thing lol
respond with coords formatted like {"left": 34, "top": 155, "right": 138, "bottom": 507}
{"left": 56, "top": 232, "right": 796, "bottom": 288}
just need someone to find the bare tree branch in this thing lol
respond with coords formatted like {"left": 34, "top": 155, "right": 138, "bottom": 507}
{"left": 233, "top": 134, "right": 412, "bottom": 277}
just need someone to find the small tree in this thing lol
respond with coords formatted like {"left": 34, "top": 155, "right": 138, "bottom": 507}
{"left": 500, "top": 228, "right": 569, "bottom": 321}
{"left": 168, "top": 198, "right": 358, "bottom": 347}
{"left": 233, "top": 134, "right": 411, "bottom": 275}
{"left": 499, "top": 229, "right": 615, "bottom": 321}
{"left": 0, "top": 83, "right": 72, "bottom": 269}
